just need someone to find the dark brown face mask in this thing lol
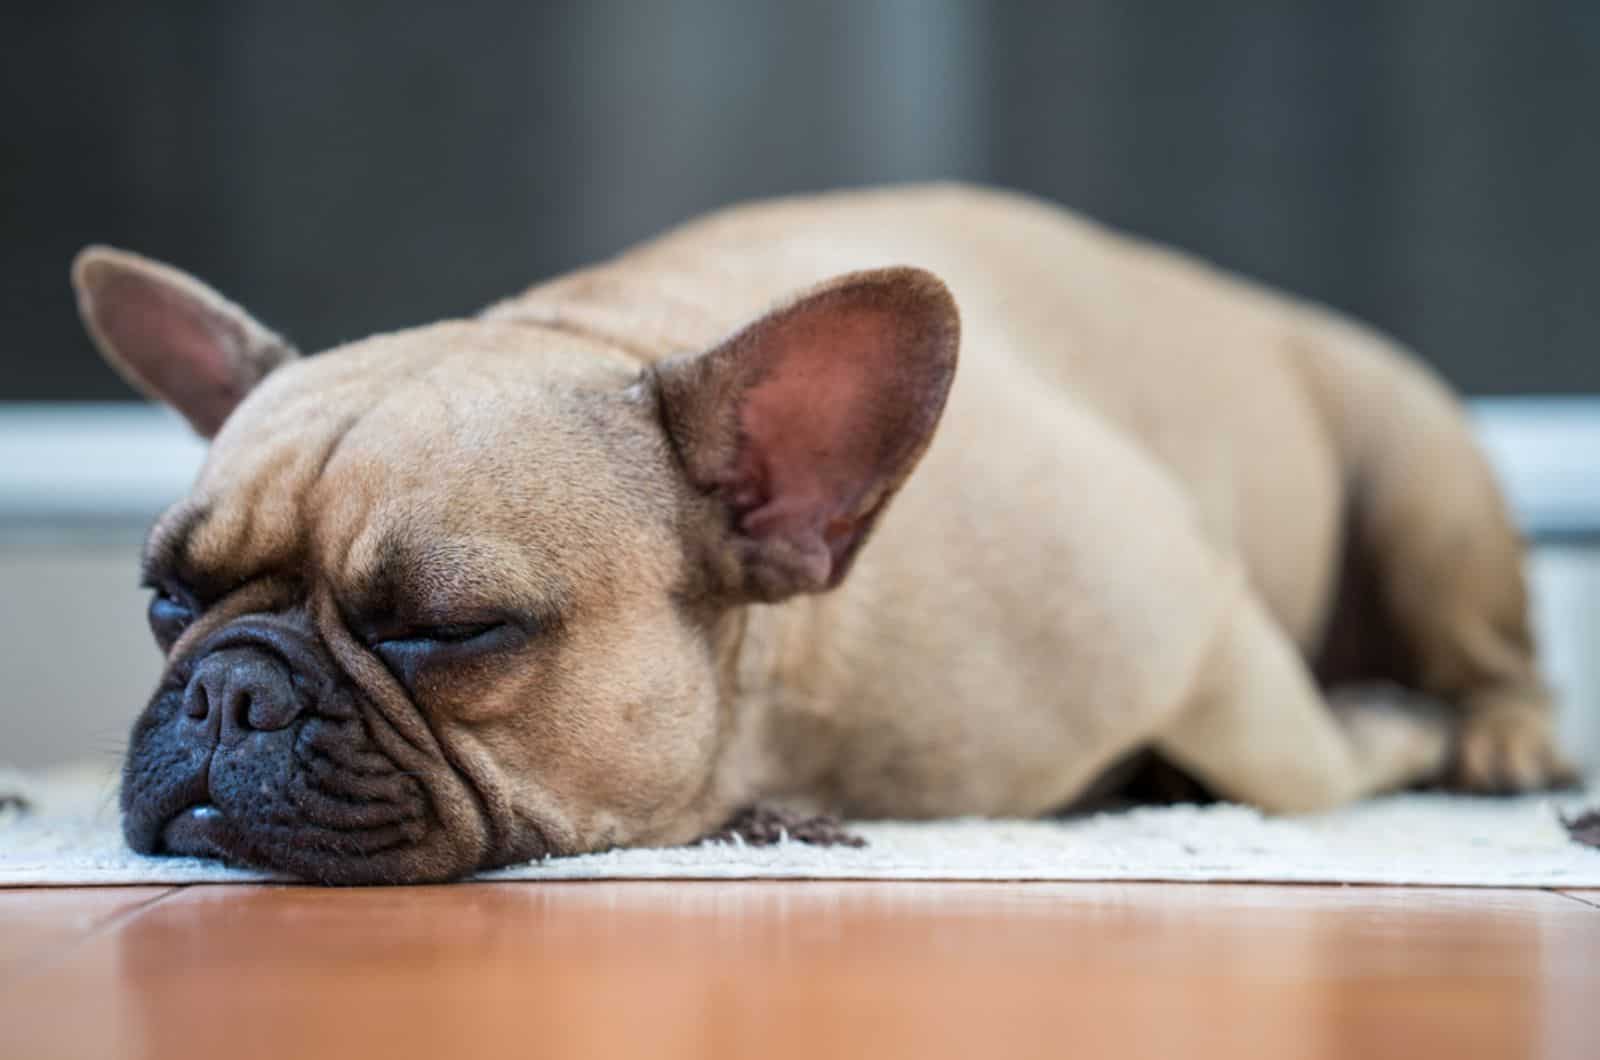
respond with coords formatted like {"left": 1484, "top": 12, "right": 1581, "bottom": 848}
{"left": 120, "top": 610, "right": 453, "bottom": 884}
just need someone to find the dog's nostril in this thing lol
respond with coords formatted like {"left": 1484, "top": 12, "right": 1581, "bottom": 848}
{"left": 182, "top": 681, "right": 210, "bottom": 720}
{"left": 182, "top": 648, "right": 303, "bottom": 742}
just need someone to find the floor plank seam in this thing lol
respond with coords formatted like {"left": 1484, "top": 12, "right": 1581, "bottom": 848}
{"left": 6, "top": 885, "right": 186, "bottom": 984}
{"left": 1550, "top": 889, "right": 1600, "bottom": 912}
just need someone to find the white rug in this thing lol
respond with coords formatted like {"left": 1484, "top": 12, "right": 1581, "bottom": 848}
{"left": 3, "top": 765, "right": 1599, "bottom": 887}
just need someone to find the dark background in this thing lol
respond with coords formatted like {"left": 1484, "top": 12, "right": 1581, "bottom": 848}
{"left": 5, "top": 0, "right": 1598, "bottom": 400}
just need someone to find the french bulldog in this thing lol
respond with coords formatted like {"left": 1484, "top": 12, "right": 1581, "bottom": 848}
{"left": 72, "top": 184, "right": 1571, "bottom": 884}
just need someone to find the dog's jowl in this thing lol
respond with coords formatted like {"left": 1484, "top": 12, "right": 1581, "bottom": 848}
{"left": 73, "top": 185, "right": 1572, "bottom": 883}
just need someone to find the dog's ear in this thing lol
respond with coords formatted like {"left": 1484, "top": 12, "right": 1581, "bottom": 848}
{"left": 655, "top": 267, "right": 959, "bottom": 601}
{"left": 71, "top": 246, "right": 298, "bottom": 437}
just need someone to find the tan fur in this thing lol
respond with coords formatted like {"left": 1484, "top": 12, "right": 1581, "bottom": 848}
{"left": 77, "top": 184, "right": 1570, "bottom": 882}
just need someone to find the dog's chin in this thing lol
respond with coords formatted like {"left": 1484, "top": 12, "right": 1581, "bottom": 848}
{"left": 158, "top": 803, "right": 230, "bottom": 860}
{"left": 173, "top": 812, "right": 452, "bottom": 885}
{"left": 125, "top": 796, "right": 487, "bottom": 885}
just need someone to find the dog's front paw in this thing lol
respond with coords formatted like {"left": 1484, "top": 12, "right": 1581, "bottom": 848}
{"left": 1453, "top": 698, "right": 1577, "bottom": 793}
{"left": 702, "top": 805, "right": 866, "bottom": 848}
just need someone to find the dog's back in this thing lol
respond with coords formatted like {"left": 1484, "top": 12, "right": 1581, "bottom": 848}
{"left": 491, "top": 183, "right": 1551, "bottom": 815}
{"left": 495, "top": 184, "right": 1357, "bottom": 646}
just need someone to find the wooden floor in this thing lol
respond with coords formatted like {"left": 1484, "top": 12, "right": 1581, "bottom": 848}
{"left": 2, "top": 881, "right": 1597, "bottom": 1060}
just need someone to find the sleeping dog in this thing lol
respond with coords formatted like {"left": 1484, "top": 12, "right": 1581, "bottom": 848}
{"left": 72, "top": 185, "right": 1570, "bottom": 883}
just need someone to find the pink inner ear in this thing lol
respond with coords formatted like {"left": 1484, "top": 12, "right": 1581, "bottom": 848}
{"left": 733, "top": 309, "right": 920, "bottom": 583}
{"left": 656, "top": 266, "right": 958, "bottom": 598}
{"left": 92, "top": 271, "right": 247, "bottom": 436}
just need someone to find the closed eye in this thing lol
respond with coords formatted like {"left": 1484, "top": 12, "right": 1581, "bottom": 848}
{"left": 366, "top": 621, "right": 528, "bottom": 688}
{"left": 378, "top": 622, "right": 503, "bottom": 645}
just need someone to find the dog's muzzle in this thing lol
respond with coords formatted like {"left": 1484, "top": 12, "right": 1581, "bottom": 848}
{"left": 157, "top": 643, "right": 303, "bottom": 857}
{"left": 120, "top": 618, "right": 435, "bottom": 882}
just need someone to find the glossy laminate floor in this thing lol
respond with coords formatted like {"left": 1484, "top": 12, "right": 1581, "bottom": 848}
{"left": 2, "top": 881, "right": 1597, "bottom": 1060}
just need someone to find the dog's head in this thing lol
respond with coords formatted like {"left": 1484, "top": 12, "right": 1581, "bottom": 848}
{"left": 73, "top": 247, "right": 957, "bottom": 883}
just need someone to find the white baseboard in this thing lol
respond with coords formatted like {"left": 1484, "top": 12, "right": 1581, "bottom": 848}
{"left": 1472, "top": 398, "right": 1600, "bottom": 540}
{"left": 4, "top": 399, "right": 1598, "bottom": 536}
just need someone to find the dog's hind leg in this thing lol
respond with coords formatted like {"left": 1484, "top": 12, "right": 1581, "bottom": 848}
{"left": 1155, "top": 587, "right": 1452, "bottom": 813}
{"left": 1295, "top": 310, "right": 1574, "bottom": 792}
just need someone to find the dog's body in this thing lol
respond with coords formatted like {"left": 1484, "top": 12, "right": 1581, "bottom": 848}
{"left": 74, "top": 185, "right": 1567, "bottom": 883}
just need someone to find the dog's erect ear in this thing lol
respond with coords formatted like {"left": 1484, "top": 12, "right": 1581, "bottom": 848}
{"left": 71, "top": 246, "right": 298, "bottom": 438}
{"left": 655, "top": 267, "right": 960, "bottom": 601}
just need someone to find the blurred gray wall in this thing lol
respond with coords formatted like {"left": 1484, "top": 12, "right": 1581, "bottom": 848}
{"left": 4, "top": 0, "right": 1599, "bottom": 398}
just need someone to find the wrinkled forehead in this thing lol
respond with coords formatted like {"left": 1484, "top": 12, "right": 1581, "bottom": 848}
{"left": 143, "top": 324, "right": 683, "bottom": 611}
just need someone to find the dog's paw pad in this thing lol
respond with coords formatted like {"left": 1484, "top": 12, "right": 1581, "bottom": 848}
{"left": 702, "top": 806, "right": 866, "bottom": 848}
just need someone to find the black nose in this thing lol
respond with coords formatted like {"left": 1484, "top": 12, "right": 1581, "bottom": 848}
{"left": 181, "top": 647, "right": 303, "bottom": 745}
